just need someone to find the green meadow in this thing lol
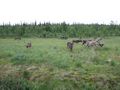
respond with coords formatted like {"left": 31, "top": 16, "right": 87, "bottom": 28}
{"left": 0, "top": 37, "right": 120, "bottom": 90}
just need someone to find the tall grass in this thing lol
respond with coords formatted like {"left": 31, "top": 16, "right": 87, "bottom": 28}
{"left": 0, "top": 37, "right": 120, "bottom": 90}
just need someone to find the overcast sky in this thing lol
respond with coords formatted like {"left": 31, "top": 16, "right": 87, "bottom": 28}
{"left": 0, "top": 0, "right": 120, "bottom": 24}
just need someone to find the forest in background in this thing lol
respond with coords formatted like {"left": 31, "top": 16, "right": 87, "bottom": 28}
{"left": 0, "top": 21, "right": 120, "bottom": 38}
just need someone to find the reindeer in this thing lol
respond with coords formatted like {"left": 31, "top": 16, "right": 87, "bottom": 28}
{"left": 67, "top": 42, "right": 74, "bottom": 51}
{"left": 26, "top": 42, "right": 32, "bottom": 48}
{"left": 72, "top": 40, "right": 82, "bottom": 43}
{"left": 82, "top": 38, "right": 104, "bottom": 47}
{"left": 85, "top": 40, "right": 98, "bottom": 47}
{"left": 81, "top": 39, "right": 91, "bottom": 45}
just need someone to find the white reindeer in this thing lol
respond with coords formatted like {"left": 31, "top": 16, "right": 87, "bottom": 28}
{"left": 83, "top": 38, "right": 104, "bottom": 47}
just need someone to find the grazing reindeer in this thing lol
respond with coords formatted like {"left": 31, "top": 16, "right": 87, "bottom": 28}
{"left": 67, "top": 42, "right": 74, "bottom": 51}
{"left": 83, "top": 38, "right": 104, "bottom": 47}
{"left": 26, "top": 42, "right": 32, "bottom": 48}
{"left": 81, "top": 39, "right": 92, "bottom": 45}
{"left": 85, "top": 40, "right": 98, "bottom": 47}
{"left": 95, "top": 38, "right": 104, "bottom": 47}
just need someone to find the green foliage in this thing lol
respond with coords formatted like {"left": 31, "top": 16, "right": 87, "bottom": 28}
{"left": 0, "top": 37, "right": 120, "bottom": 90}
{"left": 0, "top": 52, "right": 12, "bottom": 59}
{"left": 11, "top": 53, "right": 28, "bottom": 64}
{"left": 0, "top": 22, "right": 120, "bottom": 38}
{"left": 22, "top": 70, "right": 31, "bottom": 80}
{"left": 0, "top": 76, "right": 32, "bottom": 90}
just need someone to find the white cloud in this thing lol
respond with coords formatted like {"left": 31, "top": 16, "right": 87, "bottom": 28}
{"left": 0, "top": 0, "right": 120, "bottom": 24}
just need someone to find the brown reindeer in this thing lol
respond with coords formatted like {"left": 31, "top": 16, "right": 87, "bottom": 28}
{"left": 67, "top": 42, "right": 74, "bottom": 51}
{"left": 72, "top": 40, "right": 82, "bottom": 43}
{"left": 26, "top": 42, "right": 32, "bottom": 48}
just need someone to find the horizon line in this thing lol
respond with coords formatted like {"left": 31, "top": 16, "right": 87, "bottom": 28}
{"left": 0, "top": 20, "right": 118, "bottom": 25}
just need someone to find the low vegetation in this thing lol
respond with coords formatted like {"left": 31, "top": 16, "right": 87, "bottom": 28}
{"left": 0, "top": 37, "right": 120, "bottom": 90}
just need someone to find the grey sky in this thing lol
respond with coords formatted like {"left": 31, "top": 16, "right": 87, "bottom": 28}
{"left": 0, "top": 0, "right": 120, "bottom": 24}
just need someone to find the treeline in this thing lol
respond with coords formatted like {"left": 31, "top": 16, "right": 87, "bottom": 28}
{"left": 0, "top": 22, "right": 120, "bottom": 38}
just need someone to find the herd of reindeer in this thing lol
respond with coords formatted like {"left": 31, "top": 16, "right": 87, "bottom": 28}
{"left": 67, "top": 38, "right": 104, "bottom": 51}
{"left": 14, "top": 37, "right": 104, "bottom": 51}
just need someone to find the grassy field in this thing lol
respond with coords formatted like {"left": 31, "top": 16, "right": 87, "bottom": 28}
{"left": 0, "top": 37, "right": 120, "bottom": 90}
